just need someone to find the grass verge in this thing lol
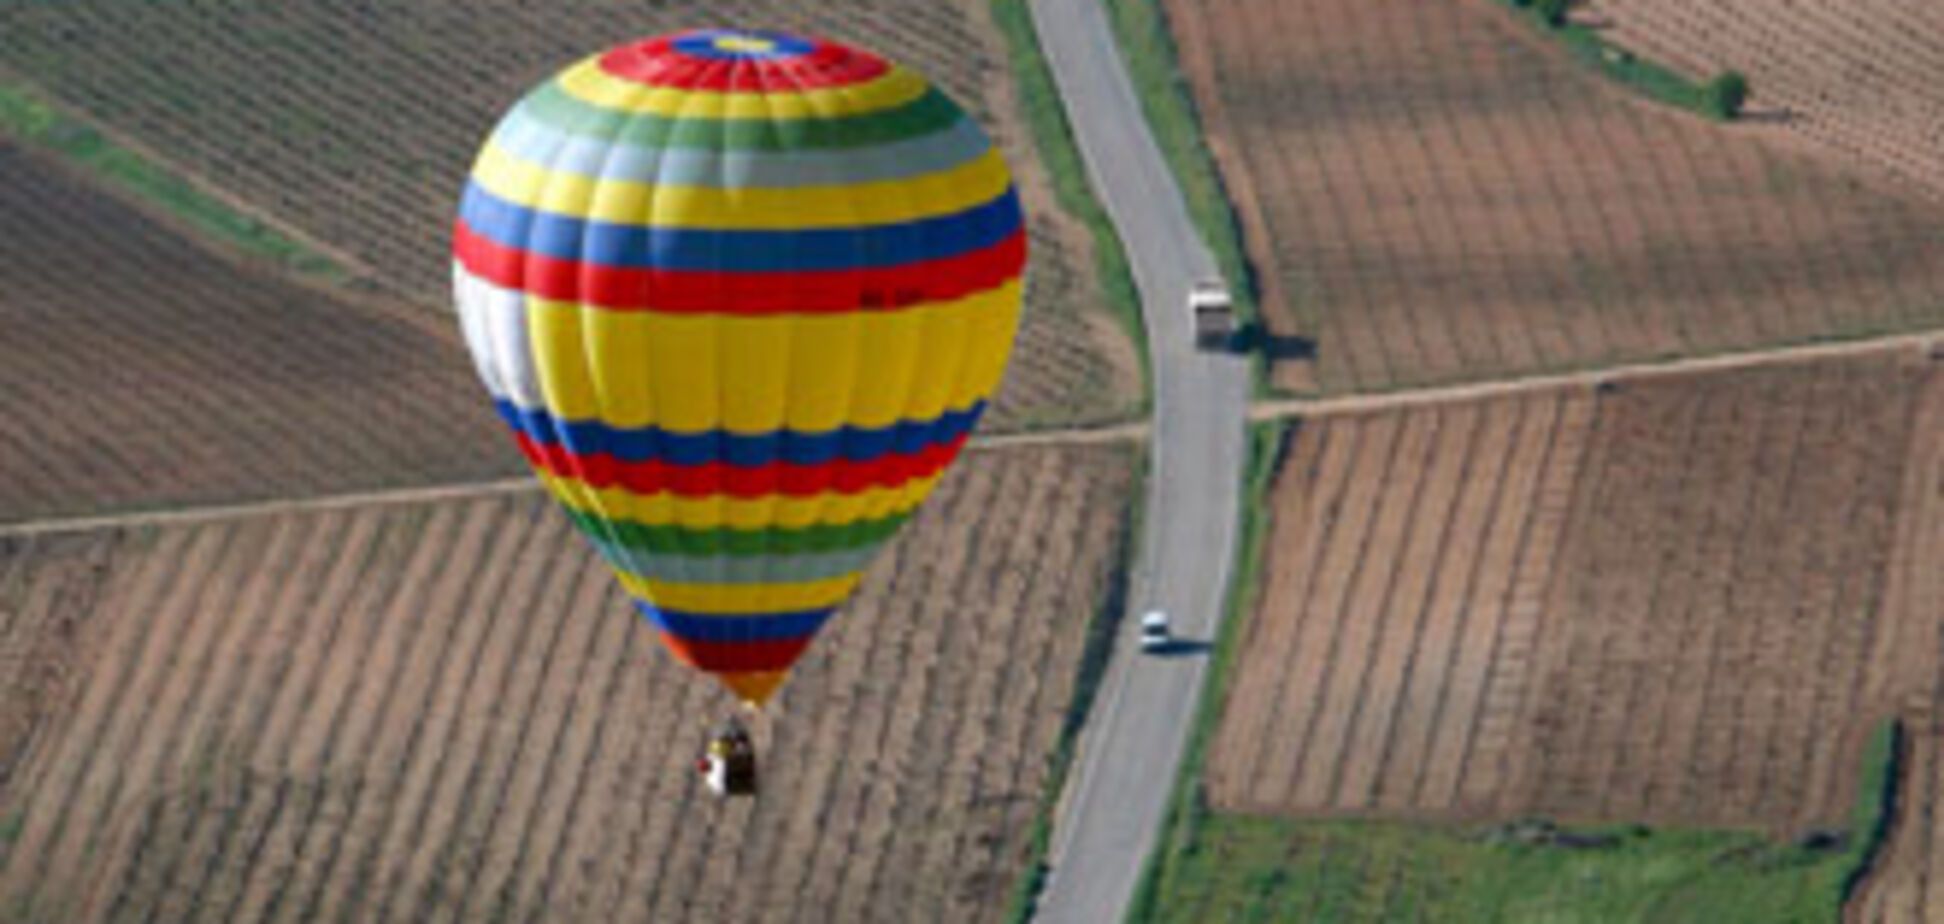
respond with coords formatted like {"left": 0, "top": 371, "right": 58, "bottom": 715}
{"left": 0, "top": 79, "right": 342, "bottom": 277}
{"left": 1125, "top": 419, "right": 1288, "bottom": 922}
{"left": 1003, "top": 446, "right": 1148, "bottom": 923}
{"left": 1130, "top": 574, "right": 1904, "bottom": 924}
{"left": 1493, "top": 1, "right": 1726, "bottom": 120}
{"left": 990, "top": 0, "right": 1151, "bottom": 403}
{"left": 1102, "top": 0, "right": 1272, "bottom": 394}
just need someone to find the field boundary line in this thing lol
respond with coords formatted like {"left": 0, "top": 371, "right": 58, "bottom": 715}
{"left": 0, "top": 66, "right": 373, "bottom": 281}
{"left": 1252, "top": 329, "right": 1944, "bottom": 421}
{"left": 0, "top": 424, "right": 1155, "bottom": 538}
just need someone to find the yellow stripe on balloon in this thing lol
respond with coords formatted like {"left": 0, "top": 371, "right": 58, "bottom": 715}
{"left": 555, "top": 57, "right": 930, "bottom": 120}
{"left": 536, "top": 469, "right": 947, "bottom": 530}
{"left": 615, "top": 571, "right": 862, "bottom": 614}
{"left": 523, "top": 281, "right": 1023, "bottom": 430}
{"left": 470, "top": 141, "right": 1011, "bottom": 228}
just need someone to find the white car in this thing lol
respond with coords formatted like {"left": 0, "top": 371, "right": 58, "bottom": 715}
{"left": 1140, "top": 609, "right": 1172, "bottom": 653}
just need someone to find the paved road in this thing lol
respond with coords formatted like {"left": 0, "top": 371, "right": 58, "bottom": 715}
{"left": 1028, "top": 0, "right": 1252, "bottom": 920}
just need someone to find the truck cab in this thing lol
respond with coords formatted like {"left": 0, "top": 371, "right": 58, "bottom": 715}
{"left": 1187, "top": 279, "right": 1234, "bottom": 351}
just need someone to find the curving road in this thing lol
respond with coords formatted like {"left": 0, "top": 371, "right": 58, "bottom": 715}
{"left": 1027, "top": 0, "right": 1252, "bottom": 920}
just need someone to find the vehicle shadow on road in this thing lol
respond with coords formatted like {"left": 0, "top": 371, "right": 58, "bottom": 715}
{"left": 1143, "top": 638, "right": 1212, "bottom": 658}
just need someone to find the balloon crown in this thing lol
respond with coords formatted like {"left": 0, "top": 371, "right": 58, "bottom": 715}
{"left": 669, "top": 29, "right": 817, "bottom": 62}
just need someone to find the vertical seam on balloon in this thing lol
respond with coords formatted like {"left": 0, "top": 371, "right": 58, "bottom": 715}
{"left": 565, "top": 61, "right": 650, "bottom": 588}
{"left": 751, "top": 53, "right": 790, "bottom": 641}
{"left": 772, "top": 46, "right": 838, "bottom": 610}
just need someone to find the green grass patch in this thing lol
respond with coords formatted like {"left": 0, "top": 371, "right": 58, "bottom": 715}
{"left": 1003, "top": 448, "right": 1148, "bottom": 923}
{"left": 1124, "top": 415, "right": 1904, "bottom": 922}
{"left": 1132, "top": 650, "right": 1902, "bottom": 924}
{"left": 990, "top": 0, "right": 1151, "bottom": 402}
{"left": 0, "top": 80, "right": 342, "bottom": 277}
{"left": 1103, "top": 0, "right": 1274, "bottom": 393}
{"left": 1494, "top": 1, "right": 1731, "bottom": 121}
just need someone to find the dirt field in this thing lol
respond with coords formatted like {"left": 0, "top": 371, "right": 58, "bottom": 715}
{"left": 1843, "top": 368, "right": 1944, "bottom": 924}
{"left": 1210, "top": 350, "right": 1939, "bottom": 834}
{"left": 1161, "top": 0, "right": 1944, "bottom": 393}
{"left": 1584, "top": 0, "right": 1944, "bottom": 201}
{"left": 0, "top": 443, "right": 1134, "bottom": 924}
{"left": 0, "top": 0, "right": 1140, "bottom": 431}
{"left": 0, "top": 144, "right": 521, "bottom": 524}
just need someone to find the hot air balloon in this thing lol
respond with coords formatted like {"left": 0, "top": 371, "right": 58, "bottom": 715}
{"left": 450, "top": 28, "right": 1026, "bottom": 787}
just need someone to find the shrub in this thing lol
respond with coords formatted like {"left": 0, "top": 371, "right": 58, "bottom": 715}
{"left": 1707, "top": 70, "right": 1750, "bottom": 119}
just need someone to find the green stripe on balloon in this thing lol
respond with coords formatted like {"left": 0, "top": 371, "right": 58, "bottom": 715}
{"left": 517, "top": 81, "right": 965, "bottom": 152}
{"left": 562, "top": 507, "right": 914, "bottom": 557}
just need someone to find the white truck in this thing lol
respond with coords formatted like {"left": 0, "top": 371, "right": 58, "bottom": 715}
{"left": 1187, "top": 278, "right": 1234, "bottom": 351}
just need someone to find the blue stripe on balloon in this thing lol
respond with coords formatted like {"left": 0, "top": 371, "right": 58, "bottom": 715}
{"left": 456, "top": 182, "right": 1022, "bottom": 273}
{"left": 495, "top": 399, "right": 985, "bottom": 467}
{"left": 636, "top": 600, "right": 834, "bottom": 642}
{"left": 671, "top": 30, "right": 815, "bottom": 61}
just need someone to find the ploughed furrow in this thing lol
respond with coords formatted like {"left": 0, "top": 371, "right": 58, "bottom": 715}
{"left": 0, "top": 445, "right": 1134, "bottom": 923}
{"left": 450, "top": 544, "right": 609, "bottom": 924}
{"left": 1425, "top": 394, "right": 1556, "bottom": 812}
{"left": 0, "top": 0, "right": 1138, "bottom": 433}
{"left": 1162, "top": 0, "right": 1944, "bottom": 393}
{"left": 356, "top": 502, "right": 558, "bottom": 924}
{"left": 1850, "top": 363, "right": 1944, "bottom": 923}
{"left": 1371, "top": 403, "right": 1501, "bottom": 812}
{"left": 1254, "top": 413, "right": 1402, "bottom": 810}
{"left": 105, "top": 517, "right": 307, "bottom": 924}
{"left": 1517, "top": 356, "right": 1922, "bottom": 832}
{"left": 1345, "top": 405, "right": 1477, "bottom": 812}
{"left": 0, "top": 148, "right": 518, "bottom": 524}
{"left": 1217, "top": 351, "right": 1927, "bottom": 833}
{"left": 1204, "top": 422, "right": 1341, "bottom": 808}
{"left": 1297, "top": 409, "right": 1442, "bottom": 809}
{"left": 226, "top": 506, "right": 447, "bottom": 924}
{"left": 1463, "top": 391, "right": 1594, "bottom": 814}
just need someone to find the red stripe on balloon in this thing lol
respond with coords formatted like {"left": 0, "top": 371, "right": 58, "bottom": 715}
{"left": 453, "top": 219, "right": 1026, "bottom": 314}
{"left": 657, "top": 632, "right": 814, "bottom": 672}
{"left": 511, "top": 430, "right": 968, "bottom": 499}
{"left": 598, "top": 38, "right": 889, "bottom": 90}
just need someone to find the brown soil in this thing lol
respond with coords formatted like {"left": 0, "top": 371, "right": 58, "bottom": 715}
{"left": 0, "top": 444, "right": 1135, "bottom": 924}
{"left": 0, "top": 145, "right": 520, "bottom": 524}
{"left": 1840, "top": 366, "right": 1944, "bottom": 923}
{"left": 1162, "top": 0, "right": 1944, "bottom": 393}
{"left": 1585, "top": 0, "right": 1944, "bottom": 200}
{"left": 1210, "top": 349, "right": 1938, "bottom": 835}
{"left": 0, "top": 0, "right": 1140, "bottom": 431}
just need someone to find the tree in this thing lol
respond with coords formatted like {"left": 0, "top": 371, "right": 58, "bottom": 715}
{"left": 1707, "top": 70, "right": 1750, "bottom": 120}
{"left": 1535, "top": 0, "right": 1570, "bottom": 26}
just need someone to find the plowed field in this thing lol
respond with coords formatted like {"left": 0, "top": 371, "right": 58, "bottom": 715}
{"left": 1211, "top": 350, "right": 1937, "bottom": 834}
{"left": 1842, "top": 367, "right": 1944, "bottom": 924}
{"left": 0, "top": 0, "right": 1140, "bottom": 430}
{"left": 0, "top": 144, "right": 518, "bottom": 524}
{"left": 1161, "top": 0, "right": 1944, "bottom": 392}
{"left": 1585, "top": 0, "right": 1944, "bottom": 200}
{"left": 0, "top": 443, "right": 1134, "bottom": 923}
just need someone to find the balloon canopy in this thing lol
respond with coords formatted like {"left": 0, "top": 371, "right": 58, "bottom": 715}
{"left": 452, "top": 29, "right": 1026, "bottom": 707}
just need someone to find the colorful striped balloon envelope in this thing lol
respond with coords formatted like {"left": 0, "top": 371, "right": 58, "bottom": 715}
{"left": 451, "top": 29, "right": 1026, "bottom": 708}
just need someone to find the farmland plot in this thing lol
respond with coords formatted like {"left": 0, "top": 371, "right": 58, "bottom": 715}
{"left": 0, "top": 443, "right": 1134, "bottom": 924}
{"left": 0, "top": 0, "right": 1140, "bottom": 430}
{"left": 1585, "top": 0, "right": 1944, "bottom": 200}
{"left": 0, "top": 145, "right": 518, "bottom": 523}
{"left": 1161, "top": 0, "right": 1944, "bottom": 392}
{"left": 1843, "top": 368, "right": 1944, "bottom": 924}
{"left": 1212, "top": 351, "right": 1937, "bottom": 834}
